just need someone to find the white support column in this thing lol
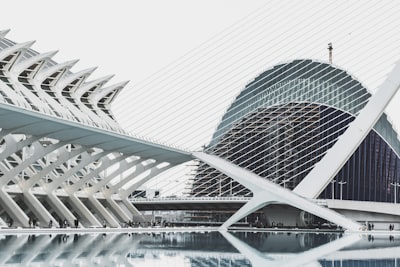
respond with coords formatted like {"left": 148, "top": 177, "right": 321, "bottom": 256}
{"left": 0, "top": 189, "right": 29, "bottom": 227}
{"left": 22, "top": 190, "right": 56, "bottom": 227}
{"left": 103, "top": 196, "right": 131, "bottom": 222}
{"left": 193, "top": 152, "right": 361, "bottom": 231}
{"left": 86, "top": 194, "right": 120, "bottom": 227}
{"left": 45, "top": 192, "right": 76, "bottom": 227}
{"left": 294, "top": 61, "right": 400, "bottom": 198}
{"left": 64, "top": 155, "right": 130, "bottom": 226}
{"left": 121, "top": 198, "right": 144, "bottom": 221}
{"left": 66, "top": 193, "right": 102, "bottom": 227}
{"left": 96, "top": 162, "right": 172, "bottom": 222}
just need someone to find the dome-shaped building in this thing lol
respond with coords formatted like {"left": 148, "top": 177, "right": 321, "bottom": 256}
{"left": 192, "top": 59, "right": 400, "bottom": 204}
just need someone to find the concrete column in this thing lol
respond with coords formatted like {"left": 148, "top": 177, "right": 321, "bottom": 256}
{"left": 86, "top": 194, "right": 120, "bottom": 227}
{"left": 0, "top": 189, "right": 28, "bottom": 227}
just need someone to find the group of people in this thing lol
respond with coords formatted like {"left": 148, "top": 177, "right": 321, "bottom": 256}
{"left": 28, "top": 217, "right": 38, "bottom": 228}
{"left": 49, "top": 218, "right": 79, "bottom": 228}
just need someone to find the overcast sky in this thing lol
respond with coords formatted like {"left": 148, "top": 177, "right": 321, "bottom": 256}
{"left": 1, "top": 0, "right": 400, "bottom": 150}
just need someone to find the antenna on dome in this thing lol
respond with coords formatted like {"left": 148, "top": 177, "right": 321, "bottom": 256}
{"left": 328, "top": 43, "right": 333, "bottom": 64}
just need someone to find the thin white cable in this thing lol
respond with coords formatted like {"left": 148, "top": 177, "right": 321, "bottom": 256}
{"left": 188, "top": 60, "right": 376, "bottom": 196}
{"left": 114, "top": 0, "right": 396, "bottom": 149}
{"left": 193, "top": 82, "right": 368, "bottom": 196}
{"left": 126, "top": 1, "right": 400, "bottom": 199}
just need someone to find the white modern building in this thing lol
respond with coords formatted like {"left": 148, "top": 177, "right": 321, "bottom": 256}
{"left": 0, "top": 30, "right": 191, "bottom": 228}
{"left": 191, "top": 59, "right": 400, "bottom": 229}
{"left": 0, "top": 29, "right": 399, "bottom": 231}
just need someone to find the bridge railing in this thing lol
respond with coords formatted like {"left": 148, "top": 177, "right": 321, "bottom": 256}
{"left": 129, "top": 196, "right": 252, "bottom": 202}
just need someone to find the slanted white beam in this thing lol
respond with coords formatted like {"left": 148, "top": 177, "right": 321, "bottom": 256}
{"left": 68, "top": 154, "right": 126, "bottom": 192}
{"left": 21, "top": 146, "right": 86, "bottom": 189}
{"left": 0, "top": 29, "right": 10, "bottom": 37}
{"left": 117, "top": 164, "right": 173, "bottom": 198}
{"left": 193, "top": 152, "right": 361, "bottom": 231}
{"left": 46, "top": 150, "right": 109, "bottom": 191}
{"left": 294, "top": 61, "right": 400, "bottom": 198}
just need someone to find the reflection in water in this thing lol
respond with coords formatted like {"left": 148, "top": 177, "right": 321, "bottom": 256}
{"left": 0, "top": 231, "right": 399, "bottom": 266}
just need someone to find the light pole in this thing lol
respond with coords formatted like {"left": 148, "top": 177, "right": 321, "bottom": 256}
{"left": 338, "top": 180, "right": 347, "bottom": 200}
{"left": 331, "top": 179, "right": 336, "bottom": 199}
{"left": 390, "top": 182, "right": 400, "bottom": 204}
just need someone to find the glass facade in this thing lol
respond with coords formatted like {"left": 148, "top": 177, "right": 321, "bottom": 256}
{"left": 191, "top": 60, "right": 400, "bottom": 203}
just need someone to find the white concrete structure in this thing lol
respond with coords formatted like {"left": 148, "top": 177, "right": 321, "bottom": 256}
{"left": 0, "top": 31, "right": 190, "bottom": 228}
{"left": 0, "top": 30, "right": 399, "bottom": 231}
{"left": 193, "top": 60, "right": 400, "bottom": 230}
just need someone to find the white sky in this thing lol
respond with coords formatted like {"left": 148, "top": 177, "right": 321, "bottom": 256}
{"left": 1, "top": 0, "right": 400, "bottom": 151}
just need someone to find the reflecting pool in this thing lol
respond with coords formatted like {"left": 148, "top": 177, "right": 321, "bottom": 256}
{"left": 1, "top": 230, "right": 400, "bottom": 266}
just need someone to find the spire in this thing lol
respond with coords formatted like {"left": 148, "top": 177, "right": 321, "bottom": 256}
{"left": 328, "top": 43, "right": 333, "bottom": 64}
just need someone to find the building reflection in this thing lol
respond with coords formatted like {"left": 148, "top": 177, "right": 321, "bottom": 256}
{"left": 0, "top": 231, "right": 398, "bottom": 266}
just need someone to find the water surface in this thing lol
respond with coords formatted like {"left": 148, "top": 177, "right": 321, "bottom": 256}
{"left": 0, "top": 230, "right": 399, "bottom": 266}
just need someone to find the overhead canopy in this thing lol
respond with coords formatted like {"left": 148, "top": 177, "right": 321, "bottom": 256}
{"left": 0, "top": 102, "right": 192, "bottom": 164}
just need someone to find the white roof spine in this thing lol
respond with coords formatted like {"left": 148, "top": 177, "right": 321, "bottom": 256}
{"left": 12, "top": 50, "right": 58, "bottom": 76}
{"left": 36, "top": 59, "right": 79, "bottom": 84}
{"left": 55, "top": 67, "right": 97, "bottom": 94}
{"left": 91, "top": 80, "right": 129, "bottom": 104}
{"left": 0, "top": 41, "right": 35, "bottom": 61}
{"left": 74, "top": 74, "right": 114, "bottom": 99}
